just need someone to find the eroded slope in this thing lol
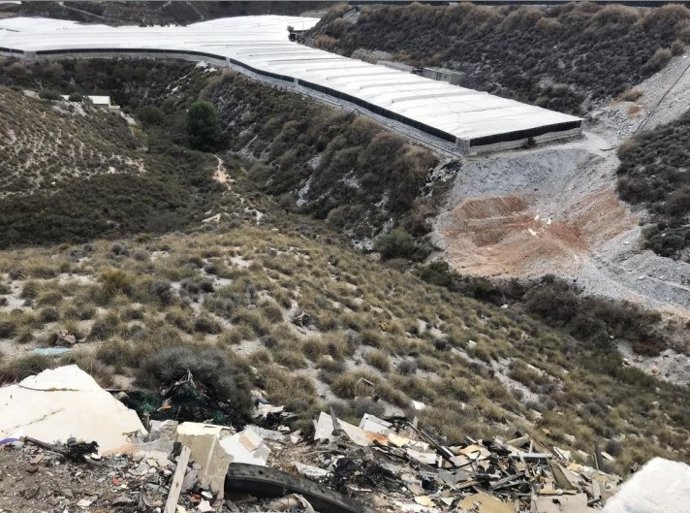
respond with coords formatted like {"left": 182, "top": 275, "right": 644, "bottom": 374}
{"left": 0, "top": 87, "right": 144, "bottom": 198}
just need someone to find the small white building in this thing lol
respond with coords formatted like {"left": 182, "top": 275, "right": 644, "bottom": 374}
{"left": 60, "top": 94, "right": 117, "bottom": 110}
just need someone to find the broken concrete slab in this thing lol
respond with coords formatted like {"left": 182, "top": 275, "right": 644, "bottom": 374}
{"left": 0, "top": 365, "right": 146, "bottom": 455}
{"left": 314, "top": 412, "right": 387, "bottom": 446}
{"left": 176, "top": 422, "right": 233, "bottom": 495}
{"left": 219, "top": 427, "right": 270, "bottom": 467}
{"left": 602, "top": 457, "right": 690, "bottom": 513}
{"left": 359, "top": 414, "right": 393, "bottom": 435}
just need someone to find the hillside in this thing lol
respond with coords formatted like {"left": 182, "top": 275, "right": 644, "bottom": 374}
{"left": 0, "top": 58, "right": 444, "bottom": 247}
{"left": 616, "top": 110, "right": 690, "bottom": 259}
{"left": 1, "top": 217, "right": 689, "bottom": 473}
{"left": 0, "top": 87, "right": 144, "bottom": 198}
{"left": 306, "top": 2, "right": 690, "bottom": 114}
{"left": 0, "top": 84, "right": 221, "bottom": 248}
{"left": 299, "top": 2, "right": 690, "bottom": 313}
{"left": 1, "top": 41, "right": 689, "bottom": 481}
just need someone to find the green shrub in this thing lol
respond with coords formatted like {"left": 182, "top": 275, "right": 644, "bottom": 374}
{"left": 186, "top": 100, "right": 220, "bottom": 151}
{"left": 375, "top": 228, "right": 416, "bottom": 260}
{"left": 38, "top": 307, "right": 60, "bottom": 323}
{"left": 39, "top": 89, "right": 61, "bottom": 101}
{"left": 419, "top": 261, "right": 453, "bottom": 286}
{"left": 138, "top": 105, "right": 164, "bottom": 125}
{"left": 0, "top": 320, "right": 17, "bottom": 339}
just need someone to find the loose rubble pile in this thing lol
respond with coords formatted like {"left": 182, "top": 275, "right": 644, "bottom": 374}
{"left": 1, "top": 365, "right": 689, "bottom": 513}
{"left": 301, "top": 411, "right": 622, "bottom": 513}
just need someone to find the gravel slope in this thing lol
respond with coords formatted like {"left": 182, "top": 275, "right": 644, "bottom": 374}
{"left": 433, "top": 49, "right": 690, "bottom": 315}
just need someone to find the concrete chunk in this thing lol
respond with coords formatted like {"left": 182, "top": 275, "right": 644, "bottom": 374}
{"left": 602, "top": 458, "right": 690, "bottom": 513}
{"left": 176, "top": 422, "right": 233, "bottom": 495}
{"left": 0, "top": 365, "right": 146, "bottom": 454}
{"left": 219, "top": 427, "right": 270, "bottom": 466}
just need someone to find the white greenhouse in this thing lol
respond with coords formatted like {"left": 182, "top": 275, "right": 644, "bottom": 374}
{"left": 0, "top": 15, "right": 582, "bottom": 154}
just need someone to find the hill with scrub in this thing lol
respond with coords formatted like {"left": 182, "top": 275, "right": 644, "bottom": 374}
{"left": 306, "top": 2, "right": 690, "bottom": 115}
{"left": 0, "top": 48, "right": 689, "bottom": 479}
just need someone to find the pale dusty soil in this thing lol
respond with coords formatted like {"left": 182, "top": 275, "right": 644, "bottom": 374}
{"left": 432, "top": 49, "right": 690, "bottom": 316}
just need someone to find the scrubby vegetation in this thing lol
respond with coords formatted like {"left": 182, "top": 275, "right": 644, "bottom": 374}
{"left": 0, "top": 223, "right": 688, "bottom": 472}
{"left": 418, "top": 262, "right": 679, "bottom": 356}
{"left": 207, "top": 71, "right": 439, "bottom": 241}
{"left": 0, "top": 86, "right": 144, "bottom": 199}
{"left": 1, "top": 54, "right": 688, "bottom": 476}
{"left": 0, "top": 58, "right": 442, "bottom": 245}
{"left": 308, "top": 3, "right": 690, "bottom": 114}
{"left": 617, "top": 110, "right": 690, "bottom": 259}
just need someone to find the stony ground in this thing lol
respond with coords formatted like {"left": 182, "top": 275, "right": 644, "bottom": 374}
{"left": 432, "top": 49, "right": 690, "bottom": 318}
{"left": 0, "top": 443, "right": 152, "bottom": 513}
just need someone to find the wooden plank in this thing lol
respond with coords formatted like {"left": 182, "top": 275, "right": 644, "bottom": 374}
{"left": 164, "top": 445, "right": 192, "bottom": 513}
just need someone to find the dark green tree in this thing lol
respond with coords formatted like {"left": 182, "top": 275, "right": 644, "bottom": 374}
{"left": 186, "top": 100, "right": 220, "bottom": 151}
{"left": 375, "top": 227, "right": 416, "bottom": 260}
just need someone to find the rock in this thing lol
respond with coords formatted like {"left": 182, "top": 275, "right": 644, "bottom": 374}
{"left": 56, "top": 329, "right": 78, "bottom": 346}
{"left": 111, "top": 494, "right": 134, "bottom": 506}
{"left": 63, "top": 489, "right": 74, "bottom": 498}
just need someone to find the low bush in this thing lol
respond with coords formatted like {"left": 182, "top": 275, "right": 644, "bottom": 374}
{"left": 617, "top": 110, "right": 690, "bottom": 259}
{"left": 137, "top": 346, "right": 252, "bottom": 421}
{"left": 193, "top": 316, "right": 222, "bottom": 335}
{"left": 38, "top": 307, "right": 59, "bottom": 323}
{"left": 0, "top": 320, "right": 17, "bottom": 339}
{"left": 375, "top": 228, "right": 416, "bottom": 260}
{"left": 397, "top": 359, "right": 418, "bottom": 376}
{"left": 100, "top": 269, "right": 134, "bottom": 298}
{"left": 138, "top": 105, "right": 164, "bottom": 125}
{"left": 365, "top": 349, "right": 391, "bottom": 372}
{"left": 38, "top": 89, "right": 61, "bottom": 101}
{"left": 89, "top": 313, "right": 120, "bottom": 341}
{"left": 150, "top": 280, "right": 174, "bottom": 305}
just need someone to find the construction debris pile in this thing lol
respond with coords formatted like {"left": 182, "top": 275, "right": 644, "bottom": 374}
{"left": 1, "top": 365, "right": 689, "bottom": 513}
{"left": 301, "top": 411, "right": 622, "bottom": 513}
